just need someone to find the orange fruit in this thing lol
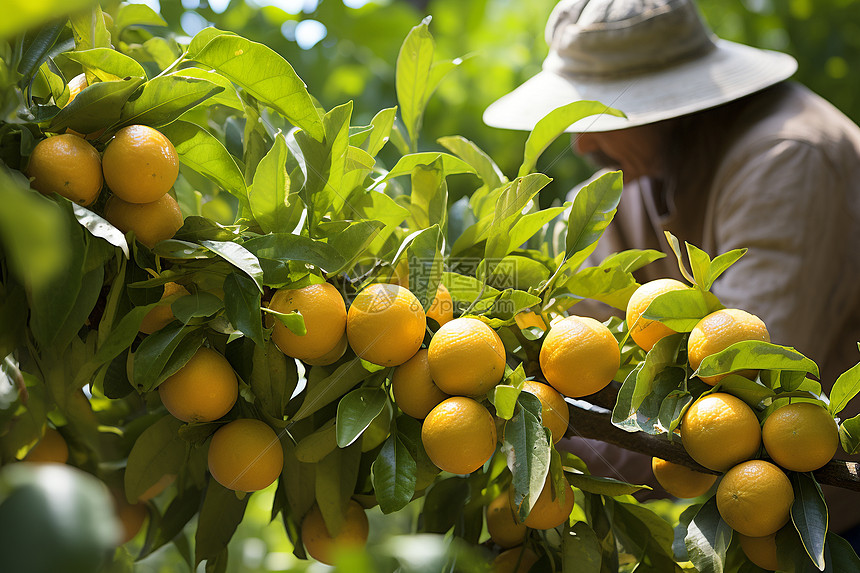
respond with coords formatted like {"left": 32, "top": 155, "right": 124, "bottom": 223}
{"left": 688, "top": 309, "right": 770, "bottom": 385}
{"left": 421, "top": 397, "right": 497, "bottom": 474}
{"left": 518, "top": 474, "right": 575, "bottom": 530}
{"left": 102, "top": 125, "right": 179, "bottom": 203}
{"left": 514, "top": 311, "right": 546, "bottom": 331}
{"left": 391, "top": 348, "right": 449, "bottom": 419}
{"left": 427, "top": 317, "right": 506, "bottom": 396}
{"left": 301, "top": 500, "right": 369, "bottom": 566}
{"left": 115, "top": 497, "right": 147, "bottom": 544}
{"left": 207, "top": 418, "right": 284, "bottom": 492}
{"left": 346, "top": 283, "right": 426, "bottom": 367}
{"left": 650, "top": 457, "right": 717, "bottom": 498}
{"left": 426, "top": 284, "right": 454, "bottom": 326}
{"left": 27, "top": 134, "right": 103, "bottom": 206}
{"left": 625, "top": 278, "right": 688, "bottom": 351}
{"left": 158, "top": 346, "right": 238, "bottom": 423}
{"left": 762, "top": 402, "right": 839, "bottom": 472}
{"left": 269, "top": 283, "right": 347, "bottom": 362}
{"left": 139, "top": 282, "right": 190, "bottom": 334}
{"left": 303, "top": 333, "right": 348, "bottom": 366}
{"left": 522, "top": 381, "right": 568, "bottom": 444}
{"left": 539, "top": 316, "right": 620, "bottom": 398}
{"left": 67, "top": 73, "right": 88, "bottom": 104}
{"left": 716, "top": 460, "right": 793, "bottom": 537}
{"left": 25, "top": 428, "right": 69, "bottom": 464}
{"left": 737, "top": 532, "right": 779, "bottom": 571}
{"left": 681, "top": 393, "right": 761, "bottom": 472}
{"left": 492, "top": 546, "right": 539, "bottom": 573}
{"left": 486, "top": 491, "right": 527, "bottom": 548}
{"left": 104, "top": 193, "right": 183, "bottom": 248}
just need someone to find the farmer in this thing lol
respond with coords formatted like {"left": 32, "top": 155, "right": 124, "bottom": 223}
{"left": 484, "top": 0, "right": 860, "bottom": 537}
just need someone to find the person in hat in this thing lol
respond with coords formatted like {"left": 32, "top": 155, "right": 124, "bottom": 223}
{"left": 485, "top": 0, "right": 860, "bottom": 537}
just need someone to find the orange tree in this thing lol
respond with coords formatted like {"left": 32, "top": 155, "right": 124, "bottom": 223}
{"left": 2, "top": 5, "right": 860, "bottom": 573}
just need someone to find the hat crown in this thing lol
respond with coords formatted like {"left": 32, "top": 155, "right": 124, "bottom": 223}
{"left": 544, "top": 0, "right": 717, "bottom": 78}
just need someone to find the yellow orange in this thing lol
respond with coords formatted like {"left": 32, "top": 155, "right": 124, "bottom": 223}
{"left": 115, "top": 498, "right": 147, "bottom": 544}
{"left": 158, "top": 346, "right": 238, "bottom": 423}
{"left": 207, "top": 418, "right": 284, "bottom": 492}
{"left": 681, "top": 393, "right": 761, "bottom": 472}
{"left": 539, "top": 316, "right": 619, "bottom": 397}
{"left": 269, "top": 283, "right": 347, "bottom": 362}
{"left": 625, "top": 278, "right": 688, "bottom": 351}
{"left": 738, "top": 533, "right": 779, "bottom": 571}
{"left": 421, "top": 397, "right": 497, "bottom": 475}
{"left": 104, "top": 193, "right": 183, "bottom": 248}
{"left": 303, "top": 334, "right": 348, "bottom": 366}
{"left": 427, "top": 317, "right": 506, "bottom": 396}
{"left": 762, "top": 402, "right": 839, "bottom": 472}
{"left": 426, "top": 284, "right": 454, "bottom": 326}
{"left": 688, "top": 309, "right": 770, "bottom": 385}
{"left": 519, "top": 474, "right": 575, "bottom": 530}
{"left": 486, "top": 491, "right": 527, "bottom": 548}
{"left": 391, "top": 348, "right": 449, "bottom": 419}
{"left": 716, "top": 460, "right": 793, "bottom": 537}
{"left": 650, "top": 457, "right": 717, "bottom": 498}
{"left": 346, "top": 283, "right": 426, "bottom": 366}
{"left": 522, "top": 381, "right": 568, "bottom": 444}
{"left": 27, "top": 134, "right": 103, "bottom": 205}
{"left": 102, "top": 125, "right": 179, "bottom": 203}
{"left": 301, "top": 500, "right": 369, "bottom": 565}
{"left": 139, "top": 282, "right": 189, "bottom": 334}
{"left": 492, "top": 546, "right": 539, "bottom": 573}
{"left": 25, "top": 428, "right": 69, "bottom": 464}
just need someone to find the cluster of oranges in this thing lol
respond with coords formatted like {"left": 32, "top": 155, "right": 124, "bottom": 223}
{"left": 27, "top": 118, "right": 184, "bottom": 249}
{"left": 626, "top": 278, "right": 840, "bottom": 571}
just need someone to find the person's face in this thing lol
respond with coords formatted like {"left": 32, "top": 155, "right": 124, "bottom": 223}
{"left": 572, "top": 124, "right": 666, "bottom": 182}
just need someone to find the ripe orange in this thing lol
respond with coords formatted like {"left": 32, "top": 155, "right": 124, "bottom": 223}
{"left": 688, "top": 309, "right": 770, "bottom": 385}
{"left": 139, "top": 282, "right": 189, "bottom": 334}
{"left": 625, "top": 278, "right": 688, "bottom": 352}
{"left": 303, "top": 334, "right": 348, "bottom": 366}
{"left": 104, "top": 193, "right": 184, "bottom": 248}
{"left": 486, "top": 490, "right": 527, "bottom": 548}
{"left": 518, "top": 474, "right": 575, "bottom": 530}
{"left": 391, "top": 348, "right": 449, "bottom": 419}
{"left": 427, "top": 317, "right": 506, "bottom": 396}
{"left": 492, "top": 546, "right": 539, "bottom": 573}
{"left": 269, "top": 283, "right": 347, "bottom": 362}
{"left": 207, "top": 418, "right": 284, "bottom": 492}
{"left": 539, "top": 316, "right": 620, "bottom": 398}
{"left": 102, "top": 125, "right": 179, "bottom": 203}
{"left": 421, "top": 397, "right": 497, "bottom": 475}
{"left": 737, "top": 533, "right": 779, "bottom": 571}
{"left": 158, "top": 346, "right": 238, "bottom": 423}
{"left": 681, "top": 393, "right": 761, "bottom": 472}
{"left": 716, "top": 460, "right": 793, "bottom": 537}
{"left": 426, "top": 284, "right": 454, "bottom": 326}
{"left": 762, "top": 402, "right": 839, "bottom": 472}
{"left": 522, "top": 381, "right": 568, "bottom": 444}
{"left": 346, "top": 283, "right": 426, "bottom": 367}
{"left": 115, "top": 497, "right": 148, "bottom": 544}
{"left": 650, "top": 457, "right": 717, "bottom": 498}
{"left": 301, "top": 500, "right": 369, "bottom": 565}
{"left": 25, "top": 428, "right": 69, "bottom": 464}
{"left": 27, "top": 134, "right": 103, "bottom": 206}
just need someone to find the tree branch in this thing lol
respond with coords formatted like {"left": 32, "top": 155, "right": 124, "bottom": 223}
{"left": 564, "top": 385, "right": 860, "bottom": 492}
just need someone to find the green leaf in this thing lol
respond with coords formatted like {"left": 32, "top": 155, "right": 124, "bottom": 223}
{"left": 326, "top": 220, "right": 386, "bottom": 275}
{"left": 717, "top": 374, "right": 776, "bottom": 406}
{"left": 195, "top": 481, "right": 248, "bottom": 567}
{"left": 790, "top": 473, "right": 828, "bottom": 570}
{"left": 118, "top": 74, "right": 223, "bottom": 128}
{"left": 251, "top": 341, "right": 297, "bottom": 420}
{"left": 827, "top": 532, "right": 860, "bottom": 571}
{"left": 490, "top": 385, "right": 522, "bottom": 421}
{"left": 706, "top": 248, "right": 746, "bottom": 290}
{"left": 361, "top": 107, "right": 397, "bottom": 156}
{"left": 437, "top": 135, "right": 505, "bottom": 191}
{"left": 335, "top": 388, "right": 388, "bottom": 448}
{"left": 222, "top": 273, "right": 264, "bottom": 346}
{"left": 132, "top": 323, "right": 204, "bottom": 391}
{"left": 839, "top": 414, "right": 860, "bottom": 455}
{"left": 519, "top": 101, "right": 624, "bottom": 177}
{"left": 565, "top": 473, "right": 651, "bottom": 497}
{"left": 442, "top": 272, "right": 500, "bottom": 305}
{"left": 315, "top": 444, "right": 361, "bottom": 537}
{"left": 565, "top": 265, "right": 638, "bottom": 311}
{"left": 377, "top": 152, "right": 477, "bottom": 185}
{"left": 686, "top": 243, "right": 712, "bottom": 290}
{"left": 563, "top": 170, "right": 622, "bottom": 265}
{"left": 422, "top": 477, "right": 469, "bottom": 534}
{"left": 171, "top": 292, "right": 223, "bottom": 323}
{"left": 171, "top": 68, "right": 243, "bottom": 111}
{"left": 72, "top": 204, "right": 129, "bottom": 258}
{"left": 503, "top": 393, "right": 551, "bottom": 519}
{"left": 600, "top": 249, "right": 667, "bottom": 274}
{"left": 395, "top": 16, "right": 434, "bottom": 150}
{"left": 294, "top": 420, "right": 337, "bottom": 463}
{"left": 262, "top": 308, "right": 306, "bottom": 335}
{"left": 632, "top": 334, "right": 684, "bottom": 411}
{"left": 696, "top": 341, "right": 820, "bottom": 380}
{"left": 684, "top": 498, "right": 732, "bottom": 573}
{"left": 292, "top": 359, "right": 371, "bottom": 421}
{"left": 124, "top": 415, "right": 185, "bottom": 503}
{"left": 664, "top": 231, "right": 697, "bottom": 285}
{"left": 114, "top": 3, "right": 167, "bottom": 35}
{"left": 63, "top": 48, "right": 147, "bottom": 82}
{"left": 248, "top": 134, "right": 300, "bottom": 234}
{"left": 243, "top": 234, "right": 346, "bottom": 276}
{"left": 485, "top": 174, "right": 552, "bottom": 264}
{"left": 371, "top": 434, "right": 417, "bottom": 514}
{"left": 17, "top": 22, "right": 66, "bottom": 84}
{"left": 159, "top": 120, "right": 247, "bottom": 205}
{"left": 402, "top": 226, "right": 444, "bottom": 311}
{"left": 563, "top": 521, "right": 602, "bottom": 573}
{"left": 200, "top": 240, "right": 264, "bottom": 292}
{"left": 409, "top": 159, "right": 448, "bottom": 232}
{"left": 69, "top": 8, "right": 111, "bottom": 50}
{"left": 47, "top": 76, "right": 144, "bottom": 134}
{"left": 829, "top": 360, "right": 860, "bottom": 416}
{"left": 641, "top": 288, "right": 715, "bottom": 332}
{"left": 190, "top": 34, "right": 324, "bottom": 141}
{"left": 295, "top": 102, "right": 352, "bottom": 221}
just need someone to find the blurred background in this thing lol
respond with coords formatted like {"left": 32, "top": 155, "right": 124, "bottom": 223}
{"left": 145, "top": 0, "right": 860, "bottom": 209}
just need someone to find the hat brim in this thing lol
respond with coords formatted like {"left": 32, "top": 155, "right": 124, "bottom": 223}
{"left": 483, "top": 40, "right": 798, "bottom": 133}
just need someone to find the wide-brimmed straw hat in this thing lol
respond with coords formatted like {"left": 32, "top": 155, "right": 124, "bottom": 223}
{"left": 483, "top": 0, "right": 797, "bottom": 133}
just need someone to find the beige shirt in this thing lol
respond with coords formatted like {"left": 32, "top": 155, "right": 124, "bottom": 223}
{"left": 567, "top": 82, "right": 860, "bottom": 531}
